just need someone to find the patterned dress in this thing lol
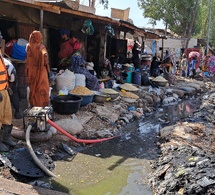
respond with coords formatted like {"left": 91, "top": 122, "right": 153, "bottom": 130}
{"left": 70, "top": 52, "right": 99, "bottom": 91}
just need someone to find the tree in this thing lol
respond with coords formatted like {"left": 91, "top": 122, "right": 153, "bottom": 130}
{"left": 138, "top": 0, "right": 201, "bottom": 48}
{"left": 207, "top": 0, "right": 215, "bottom": 50}
{"left": 81, "top": 0, "right": 108, "bottom": 8}
{"left": 185, "top": 0, "right": 199, "bottom": 48}
{"left": 210, "top": 9, "right": 215, "bottom": 49}
{"left": 99, "top": 0, "right": 108, "bottom": 9}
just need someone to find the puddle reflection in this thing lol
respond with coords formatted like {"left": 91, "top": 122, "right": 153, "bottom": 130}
{"left": 162, "top": 100, "right": 200, "bottom": 125}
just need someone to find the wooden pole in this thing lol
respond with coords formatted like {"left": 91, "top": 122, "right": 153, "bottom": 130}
{"left": 104, "top": 31, "right": 107, "bottom": 59}
{"left": 39, "top": 9, "right": 44, "bottom": 34}
{"left": 185, "top": 0, "right": 199, "bottom": 49}
{"left": 161, "top": 38, "right": 164, "bottom": 59}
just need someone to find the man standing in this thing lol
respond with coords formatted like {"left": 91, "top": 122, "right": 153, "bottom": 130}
{"left": 58, "top": 29, "right": 80, "bottom": 69}
{"left": 4, "top": 58, "right": 22, "bottom": 119}
{"left": 180, "top": 53, "right": 188, "bottom": 77}
{"left": 0, "top": 35, "right": 16, "bottom": 152}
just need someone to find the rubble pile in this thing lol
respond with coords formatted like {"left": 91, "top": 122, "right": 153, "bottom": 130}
{"left": 149, "top": 145, "right": 215, "bottom": 195}
{"left": 49, "top": 78, "right": 206, "bottom": 141}
{"left": 148, "top": 80, "right": 215, "bottom": 195}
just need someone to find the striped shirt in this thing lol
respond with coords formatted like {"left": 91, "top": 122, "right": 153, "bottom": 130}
{"left": 3, "top": 58, "right": 16, "bottom": 83}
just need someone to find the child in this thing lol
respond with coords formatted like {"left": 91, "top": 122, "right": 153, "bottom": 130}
{"left": 112, "top": 63, "right": 127, "bottom": 84}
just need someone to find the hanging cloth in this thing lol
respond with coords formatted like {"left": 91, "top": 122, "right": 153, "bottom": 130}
{"left": 105, "top": 24, "right": 115, "bottom": 37}
{"left": 81, "top": 19, "right": 94, "bottom": 35}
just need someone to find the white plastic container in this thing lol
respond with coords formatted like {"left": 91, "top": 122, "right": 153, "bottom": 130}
{"left": 17, "top": 38, "right": 28, "bottom": 46}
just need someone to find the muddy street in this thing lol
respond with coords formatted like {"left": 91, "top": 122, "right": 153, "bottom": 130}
{"left": 48, "top": 125, "right": 158, "bottom": 194}
{"left": 28, "top": 98, "right": 200, "bottom": 195}
{"left": 1, "top": 77, "right": 215, "bottom": 195}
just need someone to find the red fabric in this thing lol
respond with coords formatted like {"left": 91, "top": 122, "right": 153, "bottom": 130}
{"left": 73, "top": 41, "right": 81, "bottom": 51}
{"left": 5, "top": 39, "right": 17, "bottom": 56}
{"left": 58, "top": 37, "right": 78, "bottom": 59}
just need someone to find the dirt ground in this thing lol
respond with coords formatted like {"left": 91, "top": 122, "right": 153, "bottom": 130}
{"left": 0, "top": 177, "right": 68, "bottom": 195}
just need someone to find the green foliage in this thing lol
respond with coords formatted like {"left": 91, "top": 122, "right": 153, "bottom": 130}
{"left": 138, "top": 0, "right": 200, "bottom": 37}
{"left": 197, "top": 0, "right": 215, "bottom": 49}
{"left": 209, "top": 0, "right": 215, "bottom": 48}
{"left": 99, "top": 0, "right": 109, "bottom": 9}
{"left": 137, "top": 0, "right": 215, "bottom": 48}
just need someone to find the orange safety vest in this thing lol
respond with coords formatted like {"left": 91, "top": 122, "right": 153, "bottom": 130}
{"left": 0, "top": 54, "right": 8, "bottom": 90}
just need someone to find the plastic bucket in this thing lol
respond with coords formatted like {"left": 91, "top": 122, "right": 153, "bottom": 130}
{"left": 52, "top": 95, "right": 82, "bottom": 114}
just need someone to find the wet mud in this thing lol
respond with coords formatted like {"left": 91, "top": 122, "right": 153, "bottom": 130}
{"left": 34, "top": 100, "right": 199, "bottom": 195}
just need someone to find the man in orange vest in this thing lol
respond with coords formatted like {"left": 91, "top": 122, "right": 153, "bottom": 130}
{"left": 0, "top": 33, "right": 16, "bottom": 152}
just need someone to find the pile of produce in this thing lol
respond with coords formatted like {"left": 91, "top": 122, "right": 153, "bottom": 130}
{"left": 100, "top": 88, "right": 119, "bottom": 94}
{"left": 120, "top": 83, "right": 138, "bottom": 91}
{"left": 70, "top": 86, "right": 94, "bottom": 95}
{"left": 152, "top": 76, "right": 167, "bottom": 82}
{"left": 120, "top": 91, "right": 139, "bottom": 99}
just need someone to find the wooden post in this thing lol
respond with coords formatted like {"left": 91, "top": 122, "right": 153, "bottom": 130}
{"left": 104, "top": 31, "right": 107, "bottom": 59}
{"left": 161, "top": 38, "right": 164, "bottom": 59}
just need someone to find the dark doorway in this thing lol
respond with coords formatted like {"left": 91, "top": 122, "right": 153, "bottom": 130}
{"left": 48, "top": 28, "right": 61, "bottom": 68}
{"left": 106, "top": 37, "right": 127, "bottom": 64}
{"left": 48, "top": 28, "right": 87, "bottom": 68}
{"left": 0, "top": 19, "right": 17, "bottom": 42}
{"left": 86, "top": 33, "right": 100, "bottom": 74}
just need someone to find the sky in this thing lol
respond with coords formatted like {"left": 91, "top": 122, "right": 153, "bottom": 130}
{"left": 94, "top": 0, "right": 165, "bottom": 29}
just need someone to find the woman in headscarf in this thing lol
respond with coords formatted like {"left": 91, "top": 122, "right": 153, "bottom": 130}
{"left": 99, "top": 58, "right": 113, "bottom": 79}
{"left": 163, "top": 50, "right": 173, "bottom": 72}
{"left": 70, "top": 52, "right": 99, "bottom": 91}
{"left": 150, "top": 56, "right": 160, "bottom": 77}
{"left": 26, "top": 30, "right": 50, "bottom": 107}
{"left": 209, "top": 55, "right": 215, "bottom": 78}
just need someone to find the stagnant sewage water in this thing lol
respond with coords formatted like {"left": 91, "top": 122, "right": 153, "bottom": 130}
{"left": 29, "top": 99, "right": 200, "bottom": 195}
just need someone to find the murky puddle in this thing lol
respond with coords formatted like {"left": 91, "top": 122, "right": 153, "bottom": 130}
{"left": 158, "top": 99, "right": 200, "bottom": 125}
{"left": 29, "top": 99, "right": 200, "bottom": 195}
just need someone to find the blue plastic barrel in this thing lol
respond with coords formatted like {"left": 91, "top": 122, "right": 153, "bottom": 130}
{"left": 125, "top": 71, "right": 132, "bottom": 83}
{"left": 11, "top": 42, "right": 27, "bottom": 61}
{"left": 132, "top": 72, "right": 141, "bottom": 85}
{"left": 125, "top": 67, "right": 133, "bottom": 71}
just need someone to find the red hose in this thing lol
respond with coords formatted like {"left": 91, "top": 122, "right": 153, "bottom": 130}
{"left": 47, "top": 119, "right": 118, "bottom": 144}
